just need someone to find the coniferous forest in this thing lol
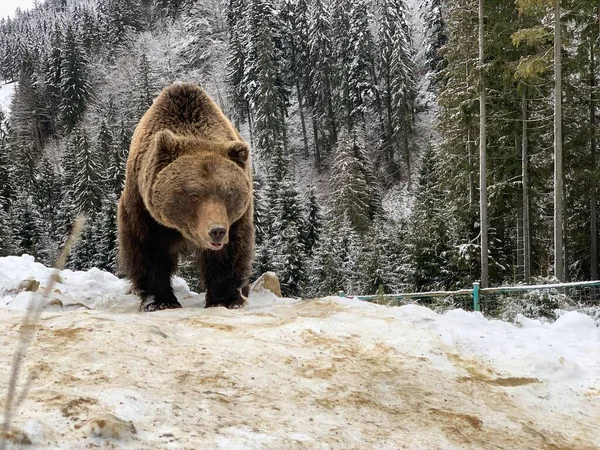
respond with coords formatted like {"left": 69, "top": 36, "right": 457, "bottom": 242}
{"left": 0, "top": 0, "right": 598, "bottom": 298}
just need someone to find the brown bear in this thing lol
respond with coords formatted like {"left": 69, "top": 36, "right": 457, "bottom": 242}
{"left": 117, "top": 82, "right": 254, "bottom": 311}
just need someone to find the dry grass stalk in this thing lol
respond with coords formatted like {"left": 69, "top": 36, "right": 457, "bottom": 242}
{"left": 0, "top": 215, "right": 85, "bottom": 450}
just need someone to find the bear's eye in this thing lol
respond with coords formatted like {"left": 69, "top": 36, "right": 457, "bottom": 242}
{"left": 188, "top": 193, "right": 200, "bottom": 202}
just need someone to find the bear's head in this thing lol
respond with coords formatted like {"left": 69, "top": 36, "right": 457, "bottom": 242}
{"left": 145, "top": 130, "right": 251, "bottom": 251}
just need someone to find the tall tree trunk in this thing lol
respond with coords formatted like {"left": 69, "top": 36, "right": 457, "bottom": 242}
{"left": 467, "top": 125, "right": 476, "bottom": 211}
{"left": 590, "top": 35, "right": 598, "bottom": 280}
{"left": 479, "top": 0, "right": 489, "bottom": 289}
{"left": 522, "top": 88, "right": 531, "bottom": 284}
{"left": 404, "top": 131, "right": 411, "bottom": 190}
{"left": 246, "top": 110, "right": 254, "bottom": 149}
{"left": 281, "top": 107, "right": 288, "bottom": 154}
{"left": 296, "top": 81, "right": 310, "bottom": 158}
{"left": 515, "top": 131, "right": 524, "bottom": 282}
{"left": 311, "top": 113, "right": 321, "bottom": 172}
{"left": 289, "top": 39, "right": 310, "bottom": 157}
{"left": 553, "top": 0, "right": 564, "bottom": 281}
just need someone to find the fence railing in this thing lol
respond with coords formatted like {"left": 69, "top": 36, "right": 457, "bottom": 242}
{"left": 339, "top": 280, "right": 600, "bottom": 314}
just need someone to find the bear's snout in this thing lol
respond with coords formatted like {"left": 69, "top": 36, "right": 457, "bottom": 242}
{"left": 206, "top": 224, "right": 228, "bottom": 250}
{"left": 209, "top": 226, "right": 227, "bottom": 242}
{"left": 196, "top": 200, "right": 229, "bottom": 250}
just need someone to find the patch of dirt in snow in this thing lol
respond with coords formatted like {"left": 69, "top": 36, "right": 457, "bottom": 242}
{"left": 1, "top": 298, "right": 598, "bottom": 449}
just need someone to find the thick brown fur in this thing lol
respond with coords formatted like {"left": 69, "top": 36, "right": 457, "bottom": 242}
{"left": 117, "top": 83, "right": 254, "bottom": 311}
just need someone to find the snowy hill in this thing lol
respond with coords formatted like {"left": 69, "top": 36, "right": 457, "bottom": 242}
{"left": 0, "top": 256, "right": 598, "bottom": 449}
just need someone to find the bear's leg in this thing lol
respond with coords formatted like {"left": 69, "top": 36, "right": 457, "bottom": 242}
{"left": 201, "top": 220, "right": 253, "bottom": 309}
{"left": 136, "top": 247, "right": 181, "bottom": 311}
{"left": 118, "top": 205, "right": 182, "bottom": 311}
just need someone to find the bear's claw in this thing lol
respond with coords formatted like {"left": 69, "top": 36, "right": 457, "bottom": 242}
{"left": 205, "top": 293, "right": 246, "bottom": 309}
{"left": 141, "top": 296, "right": 183, "bottom": 312}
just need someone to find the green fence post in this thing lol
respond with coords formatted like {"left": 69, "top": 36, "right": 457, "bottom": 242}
{"left": 338, "top": 291, "right": 346, "bottom": 298}
{"left": 473, "top": 282, "right": 480, "bottom": 312}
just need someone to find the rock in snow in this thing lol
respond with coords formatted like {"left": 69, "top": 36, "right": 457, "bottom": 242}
{"left": 0, "top": 255, "right": 599, "bottom": 449}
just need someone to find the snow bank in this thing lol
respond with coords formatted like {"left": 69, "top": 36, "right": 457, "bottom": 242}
{"left": 0, "top": 256, "right": 598, "bottom": 449}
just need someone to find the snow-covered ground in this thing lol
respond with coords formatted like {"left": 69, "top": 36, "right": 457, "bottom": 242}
{"left": 0, "top": 82, "right": 15, "bottom": 115}
{"left": 0, "top": 255, "right": 599, "bottom": 449}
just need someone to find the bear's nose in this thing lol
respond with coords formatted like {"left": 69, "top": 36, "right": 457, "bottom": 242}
{"left": 209, "top": 226, "right": 227, "bottom": 243}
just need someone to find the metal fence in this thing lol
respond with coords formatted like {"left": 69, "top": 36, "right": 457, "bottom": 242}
{"left": 340, "top": 280, "right": 600, "bottom": 324}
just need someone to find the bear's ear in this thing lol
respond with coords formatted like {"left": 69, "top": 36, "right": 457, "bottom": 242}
{"left": 153, "top": 129, "right": 178, "bottom": 169}
{"left": 228, "top": 142, "right": 249, "bottom": 168}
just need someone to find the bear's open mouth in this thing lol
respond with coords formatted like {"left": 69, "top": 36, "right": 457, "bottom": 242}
{"left": 209, "top": 242, "right": 224, "bottom": 250}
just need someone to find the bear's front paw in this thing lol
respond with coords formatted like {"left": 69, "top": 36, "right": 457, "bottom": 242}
{"left": 140, "top": 295, "right": 182, "bottom": 312}
{"left": 205, "top": 292, "right": 247, "bottom": 309}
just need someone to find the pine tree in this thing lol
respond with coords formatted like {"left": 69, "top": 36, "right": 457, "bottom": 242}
{"left": 98, "top": 0, "right": 143, "bottom": 51}
{"left": 68, "top": 215, "right": 100, "bottom": 270}
{"left": 60, "top": 25, "right": 91, "bottom": 132}
{"left": 10, "top": 190, "right": 45, "bottom": 259}
{"left": 307, "top": 0, "right": 337, "bottom": 167}
{"left": 95, "top": 197, "right": 118, "bottom": 272}
{"left": 252, "top": 174, "right": 273, "bottom": 279}
{"left": 303, "top": 187, "right": 322, "bottom": 257}
{"left": 243, "top": 0, "right": 288, "bottom": 156}
{"left": 329, "top": 130, "right": 371, "bottom": 234}
{"left": 406, "top": 146, "right": 457, "bottom": 291}
{"left": 64, "top": 128, "right": 104, "bottom": 214}
{"left": 44, "top": 24, "right": 63, "bottom": 131}
{"left": 334, "top": 0, "right": 376, "bottom": 131}
{"left": 279, "top": 222, "right": 306, "bottom": 297}
{"left": 308, "top": 215, "right": 359, "bottom": 296}
{"left": 226, "top": 0, "right": 251, "bottom": 129}
{"left": 377, "top": 0, "right": 415, "bottom": 178}
{"left": 423, "top": 0, "right": 448, "bottom": 77}
{"left": 179, "top": 1, "right": 215, "bottom": 70}
{"left": 134, "top": 53, "right": 157, "bottom": 120}
{"left": 282, "top": 0, "right": 311, "bottom": 156}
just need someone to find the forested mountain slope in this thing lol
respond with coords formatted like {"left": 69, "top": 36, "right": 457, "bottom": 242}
{"left": 0, "top": 0, "right": 598, "bottom": 300}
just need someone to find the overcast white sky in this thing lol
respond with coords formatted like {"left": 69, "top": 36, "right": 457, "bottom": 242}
{"left": 0, "top": 0, "right": 36, "bottom": 20}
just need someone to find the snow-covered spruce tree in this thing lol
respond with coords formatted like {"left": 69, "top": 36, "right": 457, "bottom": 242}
{"left": 0, "top": 127, "right": 15, "bottom": 256}
{"left": 302, "top": 187, "right": 322, "bottom": 258}
{"left": 376, "top": 0, "right": 414, "bottom": 178}
{"left": 308, "top": 214, "right": 360, "bottom": 297}
{"left": 281, "top": 0, "right": 311, "bottom": 157}
{"left": 423, "top": 0, "right": 448, "bottom": 78}
{"left": 0, "top": 207, "right": 14, "bottom": 256}
{"left": 389, "top": 16, "right": 416, "bottom": 188}
{"left": 178, "top": 0, "right": 216, "bottom": 71}
{"left": 60, "top": 24, "right": 92, "bottom": 132}
{"left": 44, "top": 24, "right": 63, "bottom": 132}
{"left": 68, "top": 215, "right": 100, "bottom": 271}
{"left": 405, "top": 145, "right": 458, "bottom": 291}
{"left": 98, "top": 0, "right": 143, "bottom": 52}
{"left": 10, "top": 190, "right": 46, "bottom": 260}
{"left": 353, "top": 217, "right": 403, "bottom": 295}
{"left": 0, "top": 29, "right": 18, "bottom": 82}
{"left": 64, "top": 127, "right": 104, "bottom": 215}
{"left": 271, "top": 178, "right": 306, "bottom": 289}
{"left": 106, "top": 121, "right": 130, "bottom": 197}
{"left": 95, "top": 119, "right": 114, "bottom": 177}
{"left": 329, "top": 130, "right": 372, "bottom": 234}
{"left": 33, "top": 154, "right": 64, "bottom": 263}
{"left": 252, "top": 174, "right": 273, "bottom": 279}
{"left": 332, "top": 0, "right": 376, "bottom": 132}
{"left": 134, "top": 53, "right": 158, "bottom": 120}
{"left": 307, "top": 0, "right": 337, "bottom": 167}
{"left": 243, "top": 0, "right": 289, "bottom": 156}
{"left": 226, "top": 0, "right": 251, "bottom": 129}
{"left": 0, "top": 110, "right": 14, "bottom": 208}
{"left": 95, "top": 196, "right": 118, "bottom": 272}
{"left": 279, "top": 222, "right": 306, "bottom": 297}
